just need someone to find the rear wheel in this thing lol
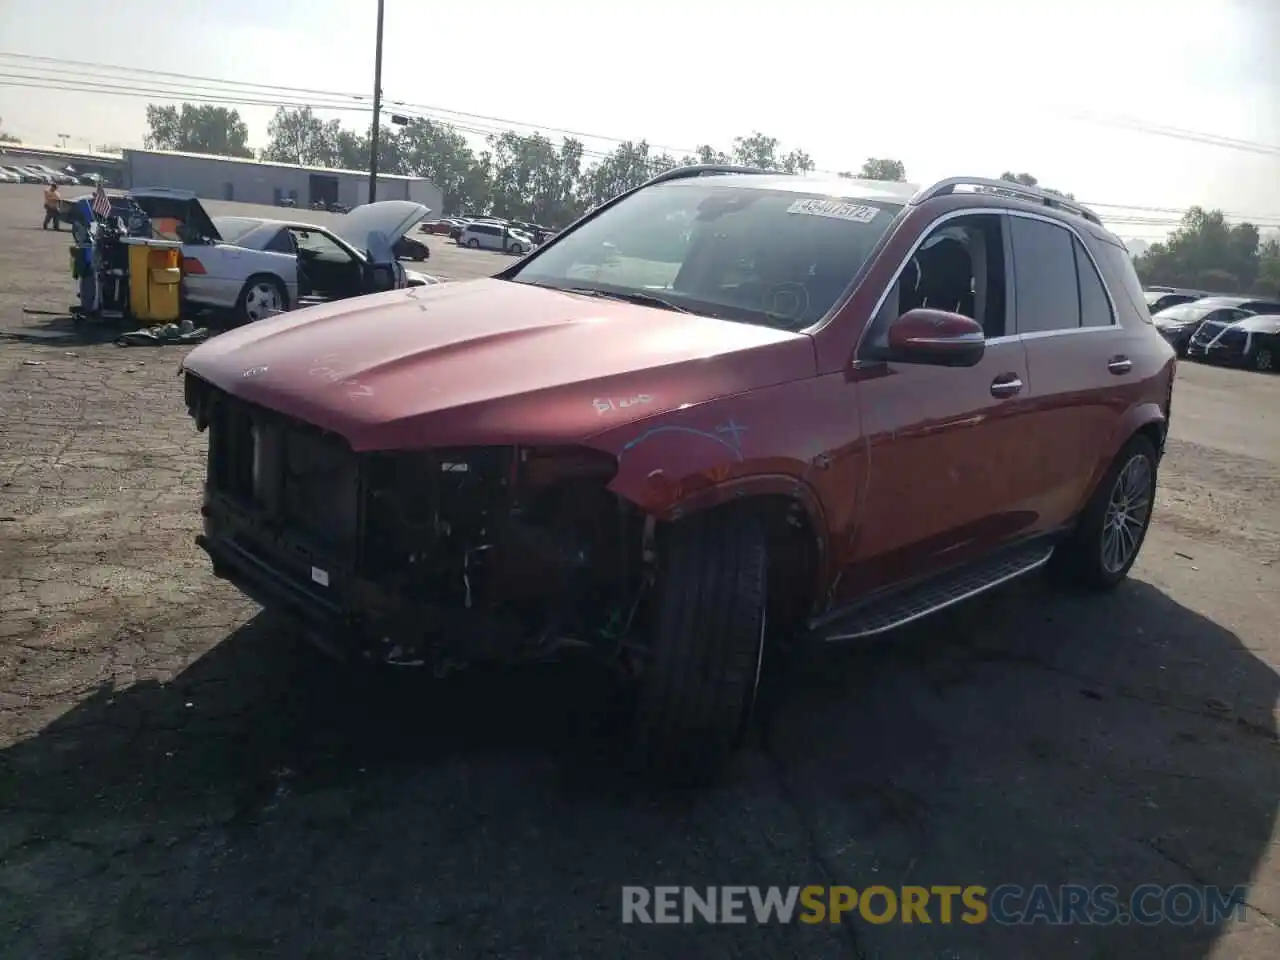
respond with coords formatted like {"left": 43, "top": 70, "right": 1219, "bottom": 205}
{"left": 235, "top": 275, "right": 286, "bottom": 323}
{"left": 1049, "top": 435, "right": 1158, "bottom": 589}
{"left": 631, "top": 509, "right": 768, "bottom": 784}
{"left": 1251, "top": 344, "right": 1275, "bottom": 372}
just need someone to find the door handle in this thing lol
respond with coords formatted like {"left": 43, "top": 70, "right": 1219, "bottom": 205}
{"left": 990, "top": 374, "right": 1023, "bottom": 398}
{"left": 1107, "top": 355, "right": 1133, "bottom": 375}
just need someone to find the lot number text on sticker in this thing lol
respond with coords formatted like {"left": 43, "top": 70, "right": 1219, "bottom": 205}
{"left": 787, "top": 199, "right": 880, "bottom": 223}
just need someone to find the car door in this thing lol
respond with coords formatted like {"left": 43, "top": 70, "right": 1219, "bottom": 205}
{"left": 834, "top": 212, "right": 1040, "bottom": 602}
{"left": 1005, "top": 213, "right": 1132, "bottom": 528}
{"left": 291, "top": 228, "right": 362, "bottom": 299}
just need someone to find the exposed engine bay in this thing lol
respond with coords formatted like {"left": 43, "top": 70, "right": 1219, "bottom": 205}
{"left": 185, "top": 374, "right": 651, "bottom": 673}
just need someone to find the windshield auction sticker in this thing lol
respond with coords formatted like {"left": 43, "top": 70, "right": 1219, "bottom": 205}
{"left": 787, "top": 199, "right": 880, "bottom": 223}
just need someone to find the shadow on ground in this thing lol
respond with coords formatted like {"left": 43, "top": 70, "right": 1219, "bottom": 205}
{"left": 1, "top": 578, "right": 1276, "bottom": 959}
{"left": 0, "top": 312, "right": 124, "bottom": 347}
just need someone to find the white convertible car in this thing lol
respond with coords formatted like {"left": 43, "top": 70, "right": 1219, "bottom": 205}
{"left": 127, "top": 188, "right": 429, "bottom": 322}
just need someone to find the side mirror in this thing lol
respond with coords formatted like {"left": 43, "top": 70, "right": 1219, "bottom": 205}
{"left": 885, "top": 308, "right": 985, "bottom": 367}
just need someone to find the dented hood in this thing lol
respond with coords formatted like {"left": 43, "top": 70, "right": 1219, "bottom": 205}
{"left": 181, "top": 278, "right": 816, "bottom": 451}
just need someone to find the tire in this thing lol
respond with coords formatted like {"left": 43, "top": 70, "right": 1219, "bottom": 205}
{"left": 466, "top": 238, "right": 480, "bottom": 249}
{"left": 632, "top": 508, "right": 768, "bottom": 784}
{"left": 1048, "top": 434, "right": 1158, "bottom": 590}
{"left": 1251, "top": 344, "right": 1275, "bottom": 372}
{"left": 234, "top": 275, "right": 287, "bottom": 324}
{"left": 509, "top": 244, "right": 524, "bottom": 255}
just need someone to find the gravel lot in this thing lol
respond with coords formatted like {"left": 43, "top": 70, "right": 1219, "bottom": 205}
{"left": 1, "top": 182, "right": 1278, "bottom": 960}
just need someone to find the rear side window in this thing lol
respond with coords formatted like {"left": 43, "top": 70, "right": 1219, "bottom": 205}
{"left": 1093, "top": 239, "right": 1153, "bottom": 323}
{"left": 1073, "top": 238, "right": 1115, "bottom": 327}
{"left": 1009, "top": 216, "right": 1080, "bottom": 334}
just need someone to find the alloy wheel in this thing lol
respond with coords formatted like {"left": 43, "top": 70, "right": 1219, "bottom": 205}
{"left": 244, "top": 283, "right": 282, "bottom": 321}
{"left": 1256, "top": 347, "right": 1274, "bottom": 372}
{"left": 1101, "top": 454, "right": 1154, "bottom": 574}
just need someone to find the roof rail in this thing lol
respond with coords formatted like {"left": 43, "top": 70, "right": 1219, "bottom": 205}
{"left": 911, "top": 176, "right": 1103, "bottom": 226}
{"left": 643, "top": 163, "right": 779, "bottom": 187}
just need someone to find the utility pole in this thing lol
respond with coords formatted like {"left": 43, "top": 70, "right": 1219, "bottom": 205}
{"left": 368, "top": 0, "right": 386, "bottom": 205}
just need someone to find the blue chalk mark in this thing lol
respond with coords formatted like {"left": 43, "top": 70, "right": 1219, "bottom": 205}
{"left": 619, "top": 418, "right": 748, "bottom": 462}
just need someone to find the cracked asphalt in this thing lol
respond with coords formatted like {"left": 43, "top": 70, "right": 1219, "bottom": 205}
{"left": 1, "top": 183, "right": 1278, "bottom": 959}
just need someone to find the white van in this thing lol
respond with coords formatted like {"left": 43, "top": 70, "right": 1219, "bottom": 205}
{"left": 458, "top": 221, "right": 533, "bottom": 255}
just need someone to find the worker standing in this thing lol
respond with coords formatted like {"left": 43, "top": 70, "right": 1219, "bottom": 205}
{"left": 42, "top": 182, "right": 61, "bottom": 230}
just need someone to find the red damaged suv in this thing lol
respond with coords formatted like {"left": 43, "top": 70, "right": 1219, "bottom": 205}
{"left": 181, "top": 166, "right": 1175, "bottom": 780}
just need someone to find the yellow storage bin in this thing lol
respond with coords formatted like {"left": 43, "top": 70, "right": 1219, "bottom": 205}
{"left": 122, "top": 238, "right": 184, "bottom": 324}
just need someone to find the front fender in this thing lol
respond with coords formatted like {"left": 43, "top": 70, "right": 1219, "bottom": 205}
{"left": 588, "top": 399, "right": 829, "bottom": 545}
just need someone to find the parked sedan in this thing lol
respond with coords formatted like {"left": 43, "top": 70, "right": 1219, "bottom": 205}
{"left": 393, "top": 234, "right": 430, "bottom": 261}
{"left": 1151, "top": 297, "right": 1280, "bottom": 357}
{"left": 128, "top": 187, "right": 427, "bottom": 322}
{"left": 1186, "top": 313, "right": 1280, "bottom": 371}
{"left": 1144, "top": 288, "right": 1204, "bottom": 314}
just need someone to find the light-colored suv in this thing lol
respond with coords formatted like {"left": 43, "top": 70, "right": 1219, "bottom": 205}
{"left": 458, "top": 221, "right": 533, "bottom": 254}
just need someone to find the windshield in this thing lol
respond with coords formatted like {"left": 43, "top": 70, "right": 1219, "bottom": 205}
{"left": 507, "top": 180, "right": 902, "bottom": 330}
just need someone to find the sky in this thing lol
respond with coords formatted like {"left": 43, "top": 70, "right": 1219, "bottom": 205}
{"left": 1, "top": 0, "right": 1278, "bottom": 241}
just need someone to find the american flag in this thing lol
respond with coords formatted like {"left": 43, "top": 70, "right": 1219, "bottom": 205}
{"left": 91, "top": 183, "right": 112, "bottom": 219}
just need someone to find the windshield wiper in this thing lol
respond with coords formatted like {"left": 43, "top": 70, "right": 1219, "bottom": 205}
{"left": 557, "top": 286, "right": 692, "bottom": 314}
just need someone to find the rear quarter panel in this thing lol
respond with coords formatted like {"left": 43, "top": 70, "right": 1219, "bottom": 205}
{"left": 185, "top": 245, "right": 298, "bottom": 309}
{"left": 1080, "top": 233, "right": 1175, "bottom": 500}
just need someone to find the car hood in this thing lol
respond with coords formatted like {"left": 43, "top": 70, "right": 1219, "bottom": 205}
{"left": 1231, "top": 315, "right": 1280, "bottom": 334}
{"left": 332, "top": 201, "right": 429, "bottom": 258}
{"left": 181, "top": 277, "right": 816, "bottom": 452}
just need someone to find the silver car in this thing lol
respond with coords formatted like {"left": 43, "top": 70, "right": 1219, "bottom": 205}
{"left": 128, "top": 188, "right": 428, "bottom": 322}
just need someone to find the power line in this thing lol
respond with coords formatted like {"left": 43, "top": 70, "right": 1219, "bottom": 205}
{"left": 0, "top": 51, "right": 372, "bottom": 102}
{"left": 15, "top": 51, "right": 1280, "bottom": 161}
{"left": 5, "top": 56, "right": 1279, "bottom": 226}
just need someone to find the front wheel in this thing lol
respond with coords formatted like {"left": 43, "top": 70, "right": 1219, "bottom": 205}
{"left": 631, "top": 509, "right": 768, "bottom": 784}
{"left": 1250, "top": 344, "right": 1275, "bottom": 372}
{"left": 508, "top": 243, "right": 524, "bottom": 255}
{"left": 466, "top": 238, "right": 480, "bottom": 249}
{"left": 1049, "top": 434, "right": 1158, "bottom": 589}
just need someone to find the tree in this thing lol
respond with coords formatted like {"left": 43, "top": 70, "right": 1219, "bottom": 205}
{"left": 259, "top": 106, "right": 335, "bottom": 166}
{"left": 1257, "top": 237, "right": 1280, "bottom": 297}
{"left": 144, "top": 103, "right": 251, "bottom": 157}
{"left": 0, "top": 116, "right": 19, "bottom": 144}
{"left": 999, "top": 171, "right": 1074, "bottom": 200}
{"left": 397, "top": 118, "right": 491, "bottom": 215}
{"left": 854, "top": 158, "right": 907, "bottom": 181}
{"left": 728, "top": 132, "right": 814, "bottom": 173}
{"left": 1133, "top": 206, "right": 1265, "bottom": 294}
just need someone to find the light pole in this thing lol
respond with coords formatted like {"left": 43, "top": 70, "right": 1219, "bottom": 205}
{"left": 368, "top": 0, "right": 386, "bottom": 205}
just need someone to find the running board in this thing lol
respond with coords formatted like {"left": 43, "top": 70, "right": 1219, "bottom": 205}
{"left": 815, "top": 541, "right": 1056, "bottom": 642}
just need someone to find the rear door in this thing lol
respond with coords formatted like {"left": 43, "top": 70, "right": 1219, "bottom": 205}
{"left": 1008, "top": 213, "right": 1129, "bottom": 527}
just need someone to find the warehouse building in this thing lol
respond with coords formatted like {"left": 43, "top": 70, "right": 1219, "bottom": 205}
{"left": 120, "top": 148, "right": 442, "bottom": 214}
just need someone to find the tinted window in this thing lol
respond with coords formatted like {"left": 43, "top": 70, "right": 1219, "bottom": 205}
{"left": 1009, "top": 216, "right": 1080, "bottom": 333}
{"left": 1241, "top": 301, "right": 1280, "bottom": 314}
{"left": 1073, "top": 238, "right": 1114, "bottom": 327}
{"left": 1094, "top": 239, "right": 1152, "bottom": 323}
{"left": 511, "top": 180, "right": 902, "bottom": 331}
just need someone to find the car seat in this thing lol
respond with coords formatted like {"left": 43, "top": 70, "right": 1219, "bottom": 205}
{"left": 914, "top": 236, "right": 974, "bottom": 316}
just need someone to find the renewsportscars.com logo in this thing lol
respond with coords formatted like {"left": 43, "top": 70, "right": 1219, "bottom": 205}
{"left": 621, "top": 885, "right": 1248, "bottom": 926}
